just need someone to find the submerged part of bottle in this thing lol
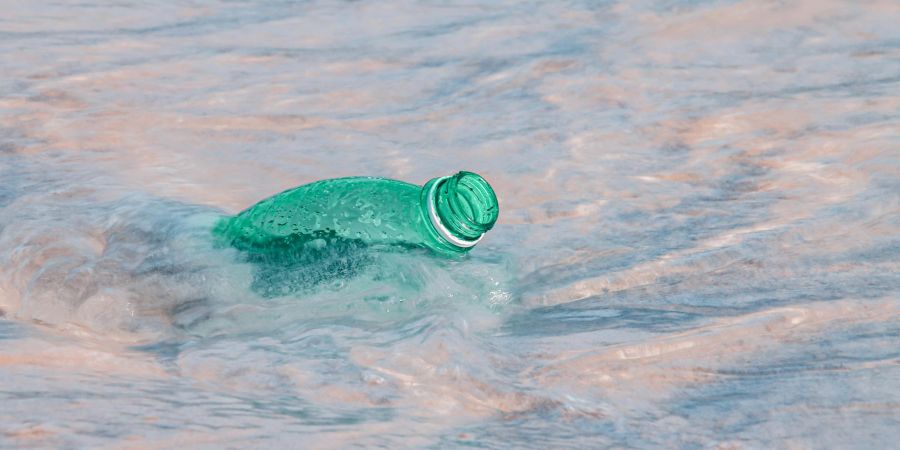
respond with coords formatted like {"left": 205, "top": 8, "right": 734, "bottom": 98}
{"left": 213, "top": 171, "right": 499, "bottom": 259}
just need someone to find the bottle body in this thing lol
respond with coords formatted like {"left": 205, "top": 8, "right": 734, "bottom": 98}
{"left": 214, "top": 172, "right": 499, "bottom": 259}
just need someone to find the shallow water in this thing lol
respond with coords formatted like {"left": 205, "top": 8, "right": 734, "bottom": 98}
{"left": 1, "top": 0, "right": 899, "bottom": 447}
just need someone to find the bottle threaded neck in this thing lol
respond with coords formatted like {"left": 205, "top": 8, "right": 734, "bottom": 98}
{"left": 425, "top": 171, "right": 499, "bottom": 250}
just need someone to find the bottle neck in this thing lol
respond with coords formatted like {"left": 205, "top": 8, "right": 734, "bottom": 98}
{"left": 421, "top": 171, "right": 499, "bottom": 252}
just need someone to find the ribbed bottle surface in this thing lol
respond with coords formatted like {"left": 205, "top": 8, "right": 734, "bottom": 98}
{"left": 214, "top": 172, "right": 499, "bottom": 258}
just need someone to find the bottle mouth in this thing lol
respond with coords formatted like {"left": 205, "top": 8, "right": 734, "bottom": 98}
{"left": 426, "top": 171, "right": 499, "bottom": 249}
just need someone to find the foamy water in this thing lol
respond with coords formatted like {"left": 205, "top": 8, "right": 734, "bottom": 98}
{"left": 1, "top": 0, "right": 899, "bottom": 447}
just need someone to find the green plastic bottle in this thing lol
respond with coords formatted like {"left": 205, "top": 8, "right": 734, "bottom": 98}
{"left": 213, "top": 171, "right": 499, "bottom": 260}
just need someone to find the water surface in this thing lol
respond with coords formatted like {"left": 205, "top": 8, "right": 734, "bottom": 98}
{"left": 1, "top": 0, "right": 899, "bottom": 448}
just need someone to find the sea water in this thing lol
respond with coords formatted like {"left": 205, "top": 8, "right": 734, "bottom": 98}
{"left": 1, "top": 0, "right": 898, "bottom": 447}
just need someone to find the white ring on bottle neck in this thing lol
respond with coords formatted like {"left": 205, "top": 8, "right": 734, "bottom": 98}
{"left": 427, "top": 176, "right": 484, "bottom": 249}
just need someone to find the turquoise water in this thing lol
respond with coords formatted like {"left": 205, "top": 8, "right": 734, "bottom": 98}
{"left": 1, "top": 0, "right": 899, "bottom": 447}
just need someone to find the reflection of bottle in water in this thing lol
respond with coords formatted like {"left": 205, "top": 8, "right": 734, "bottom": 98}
{"left": 214, "top": 171, "right": 499, "bottom": 263}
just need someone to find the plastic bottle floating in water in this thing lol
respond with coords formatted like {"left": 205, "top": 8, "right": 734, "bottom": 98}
{"left": 214, "top": 171, "right": 500, "bottom": 260}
